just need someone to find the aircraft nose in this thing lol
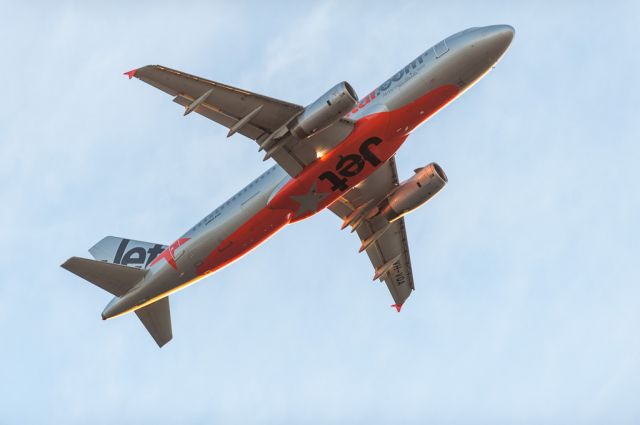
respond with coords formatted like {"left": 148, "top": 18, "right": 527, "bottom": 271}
{"left": 486, "top": 24, "right": 515, "bottom": 44}
{"left": 479, "top": 24, "right": 515, "bottom": 60}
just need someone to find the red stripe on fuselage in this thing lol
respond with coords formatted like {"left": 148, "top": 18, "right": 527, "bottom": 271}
{"left": 196, "top": 208, "right": 291, "bottom": 275}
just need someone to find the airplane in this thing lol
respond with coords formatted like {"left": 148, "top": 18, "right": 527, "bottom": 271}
{"left": 62, "top": 25, "right": 515, "bottom": 347}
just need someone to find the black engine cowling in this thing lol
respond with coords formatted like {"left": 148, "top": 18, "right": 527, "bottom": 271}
{"left": 288, "top": 81, "right": 358, "bottom": 139}
{"left": 374, "top": 163, "right": 448, "bottom": 222}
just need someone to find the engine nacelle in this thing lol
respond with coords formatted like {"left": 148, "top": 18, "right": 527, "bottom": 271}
{"left": 288, "top": 82, "right": 358, "bottom": 139}
{"left": 374, "top": 163, "right": 448, "bottom": 222}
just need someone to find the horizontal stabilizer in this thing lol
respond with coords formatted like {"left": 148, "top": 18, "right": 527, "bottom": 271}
{"left": 135, "top": 297, "right": 172, "bottom": 347}
{"left": 61, "top": 256, "right": 146, "bottom": 296}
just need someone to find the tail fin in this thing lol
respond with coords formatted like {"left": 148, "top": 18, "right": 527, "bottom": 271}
{"left": 89, "top": 236, "right": 167, "bottom": 269}
{"left": 135, "top": 297, "right": 172, "bottom": 347}
{"left": 61, "top": 256, "right": 146, "bottom": 296}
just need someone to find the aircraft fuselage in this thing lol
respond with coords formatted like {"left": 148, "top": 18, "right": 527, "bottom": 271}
{"left": 102, "top": 25, "right": 514, "bottom": 319}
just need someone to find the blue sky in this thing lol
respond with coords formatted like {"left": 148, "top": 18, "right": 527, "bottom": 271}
{"left": 1, "top": 1, "right": 639, "bottom": 423}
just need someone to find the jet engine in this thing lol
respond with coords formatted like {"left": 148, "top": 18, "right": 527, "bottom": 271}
{"left": 373, "top": 163, "right": 448, "bottom": 222}
{"left": 288, "top": 82, "right": 358, "bottom": 139}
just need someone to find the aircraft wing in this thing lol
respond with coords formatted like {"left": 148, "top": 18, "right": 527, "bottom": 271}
{"left": 328, "top": 157, "right": 415, "bottom": 310}
{"left": 128, "top": 65, "right": 355, "bottom": 177}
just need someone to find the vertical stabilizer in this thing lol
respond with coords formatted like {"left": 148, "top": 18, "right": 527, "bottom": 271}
{"left": 89, "top": 236, "right": 167, "bottom": 269}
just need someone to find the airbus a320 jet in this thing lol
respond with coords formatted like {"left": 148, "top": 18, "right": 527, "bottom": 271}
{"left": 62, "top": 25, "right": 514, "bottom": 347}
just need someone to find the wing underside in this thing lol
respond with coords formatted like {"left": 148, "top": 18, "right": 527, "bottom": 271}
{"left": 130, "top": 65, "right": 354, "bottom": 177}
{"left": 328, "top": 157, "right": 415, "bottom": 308}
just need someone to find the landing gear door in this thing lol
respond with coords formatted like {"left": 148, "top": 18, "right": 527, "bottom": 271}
{"left": 434, "top": 39, "right": 449, "bottom": 58}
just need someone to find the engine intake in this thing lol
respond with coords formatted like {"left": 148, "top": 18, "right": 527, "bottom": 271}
{"left": 288, "top": 82, "right": 358, "bottom": 139}
{"left": 374, "top": 163, "right": 448, "bottom": 222}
